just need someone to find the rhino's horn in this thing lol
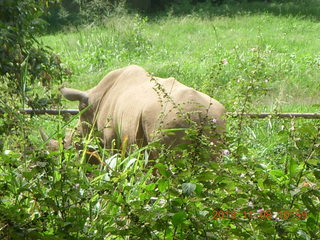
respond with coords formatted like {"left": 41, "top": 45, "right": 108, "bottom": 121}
{"left": 39, "top": 129, "right": 59, "bottom": 151}
{"left": 59, "top": 87, "right": 88, "bottom": 102}
{"left": 39, "top": 128, "right": 49, "bottom": 142}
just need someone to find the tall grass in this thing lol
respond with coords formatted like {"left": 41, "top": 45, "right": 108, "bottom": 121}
{"left": 41, "top": 13, "right": 320, "bottom": 112}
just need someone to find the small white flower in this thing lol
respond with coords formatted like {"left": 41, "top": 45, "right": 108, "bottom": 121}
{"left": 272, "top": 213, "right": 280, "bottom": 221}
{"left": 222, "top": 149, "right": 230, "bottom": 155}
{"left": 80, "top": 188, "right": 84, "bottom": 196}
{"left": 240, "top": 173, "right": 245, "bottom": 178}
{"left": 210, "top": 142, "right": 214, "bottom": 146}
{"left": 212, "top": 119, "right": 217, "bottom": 123}
{"left": 4, "top": 150, "right": 12, "bottom": 155}
{"left": 248, "top": 201, "right": 254, "bottom": 208}
{"left": 221, "top": 58, "right": 228, "bottom": 65}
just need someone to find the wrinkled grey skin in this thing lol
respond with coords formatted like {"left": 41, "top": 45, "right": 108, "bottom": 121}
{"left": 42, "top": 65, "right": 226, "bottom": 160}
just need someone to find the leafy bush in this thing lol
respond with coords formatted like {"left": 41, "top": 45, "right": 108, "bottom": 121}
{"left": 0, "top": 0, "right": 70, "bottom": 138}
{"left": 1, "top": 112, "right": 319, "bottom": 239}
{"left": 46, "top": 0, "right": 128, "bottom": 28}
{"left": 45, "top": 0, "right": 320, "bottom": 30}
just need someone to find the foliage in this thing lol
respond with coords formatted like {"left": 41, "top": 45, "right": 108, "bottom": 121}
{"left": 45, "top": 0, "right": 320, "bottom": 29}
{"left": 46, "top": 0, "right": 128, "bottom": 28}
{"left": 1, "top": 87, "right": 319, "bottom": 239}
{"left": 0, "top": 0, "right": 69, "bottom": 99}
{"left": 0, "top": 3, "right": 71, "bottom": 237}
{"left": 0, "top": 0, "right": 70, "bottom": 136}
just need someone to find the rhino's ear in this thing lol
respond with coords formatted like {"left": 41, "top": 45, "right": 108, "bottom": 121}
{"left": 59, "top": 87, "right": 88, "bottom": 102}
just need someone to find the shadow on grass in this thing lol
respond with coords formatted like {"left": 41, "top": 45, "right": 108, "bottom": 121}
{"left": 45, "top": 1, "right": 320, "bottom": 33}
{"left": 150, "top": 0, "right": 320, "bottom": 21}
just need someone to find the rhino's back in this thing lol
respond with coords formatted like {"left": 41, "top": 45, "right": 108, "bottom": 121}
{"left": 94, "top": 66, "right": 225, "bottom": 146}
{"left": 141, "top": 77, "right": 226, "bottom": 144}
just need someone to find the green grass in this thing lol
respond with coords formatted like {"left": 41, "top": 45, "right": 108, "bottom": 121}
{"left": 36, "top": 9, "right": 320, "bottom": 163}
{"left": 41, "top": 13, "right": 320, "bottom": 113}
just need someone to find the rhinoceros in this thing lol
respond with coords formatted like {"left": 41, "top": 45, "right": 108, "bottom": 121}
{"left": 45, "top": 65, "right": 226, "bottom": 159}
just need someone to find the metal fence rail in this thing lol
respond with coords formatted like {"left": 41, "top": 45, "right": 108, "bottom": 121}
{"left": 20, "top": 109, "right": 79, "bottom": 115}
{"left": 226, "top": 112, "right": 320, "bottom": 119}
{"left": 18, "top": 109, "right": 320, "bottom": 119}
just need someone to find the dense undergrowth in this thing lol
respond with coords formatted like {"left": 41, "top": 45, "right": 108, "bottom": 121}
{"left": 1, "top": 102, "right": 319, "bottom": 239}
{"left": 1, "top": 0, "right": 320, "bottom": 239}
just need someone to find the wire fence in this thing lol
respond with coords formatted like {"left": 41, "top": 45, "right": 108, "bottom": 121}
{"left": 18, "top": 109, "right": 320, "bottom": 119}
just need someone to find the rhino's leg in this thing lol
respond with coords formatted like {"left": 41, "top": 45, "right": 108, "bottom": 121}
{"left": 136, "top": 114, "right": 148, "bottom": 147}
{"left": 102, "top": 127, "right": 116, "bottom": 150}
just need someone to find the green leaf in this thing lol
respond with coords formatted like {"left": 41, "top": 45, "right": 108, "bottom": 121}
{"left": 234, "top": 198, "right": 247, "bottom": 205}
{"left": 54, "top": 171, "right": 61, "bottom": 182}
{"left": 297, "top": 230, "right": 311, "bottom": 240}
{"left": 196, "top": 171, "right": 216, "bottom": 181}
{"left": 288, "top": 158, "right": 298, "bottom": 178}
{"left": 182, "top": 183, "right": 196, "bottom": 195}
{"left": 269, "top": 169, "right": 284, "bottom": 178}
{"left": 257, "top": 221, "right": 275, "bottom": 234}
{"left": 236, "top": 145, "right": 248, "bottom": 154}
{"left": 257, "top": 178, "right": 265, "bottom": 189}
{"left": 177, "top": 170, "right": 192, "bottom": 178}
{"left": 299, "top": 125, "right": 316, "bottom": 135}
{"left": 301, "top": 193, "right": 318, "bottom": 215}
{"left": 263, "top": 178, "right": 276, "bottom": 188}
{"left": 306, "top": 215, "right": 318, "bottom": 230}
{"left": 307, "top": 157, "right": 319, "bottom": 166}
{"left": 145, "top": 183, "right": 156, "bottom": 191}
{"left": 172, "top": 197, "right": 185, "bottom": 206}
{"left": 195, "top": 184, "right": 203, "bottom": 196}
{"left": 313, "top": 169, "right": 320, "bottom": 180}
{"left": 158, "top": 179, "right": 169, "bottom": 193}
{"left": 172, "top": 211, "right": 186, "bottom": 226}
{"left": 22, "top": 170, "right": 34, "bottom": 180}
{"left": 154, "top": 163, "right": 171, "bottom": 177}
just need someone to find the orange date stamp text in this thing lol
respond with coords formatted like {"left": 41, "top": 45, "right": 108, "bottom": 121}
{"left": 212, "top": 210, "right": 308, "bottom": 220}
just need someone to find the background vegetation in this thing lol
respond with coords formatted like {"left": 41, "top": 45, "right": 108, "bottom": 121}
{"left": 1, "top": 0, "right": 319, "bottom": 239}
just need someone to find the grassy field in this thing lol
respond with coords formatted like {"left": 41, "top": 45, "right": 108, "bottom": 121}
{"left": 41, "top": 12, "right": 320, "bottom": 113}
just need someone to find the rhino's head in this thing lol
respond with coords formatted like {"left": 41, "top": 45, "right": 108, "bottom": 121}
{"left": 39, "top": 128, "right": 73, "bottom": 151}
{"left": 40, "top": 127, "right": 101, "bottom": 165}
{"left": 39, "top": 87, "right": 102, "bottom": 165}
{"left": 59, "top": 87, "right": 96, "bottom": 136}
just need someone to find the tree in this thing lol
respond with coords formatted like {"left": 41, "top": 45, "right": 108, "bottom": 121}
{"left": 0, "top": 0, "right": 70, "bottom": 135}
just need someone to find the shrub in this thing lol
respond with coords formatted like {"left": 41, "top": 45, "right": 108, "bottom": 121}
{"left": 0, "top": 0, "right": 70, "bottom": 139}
